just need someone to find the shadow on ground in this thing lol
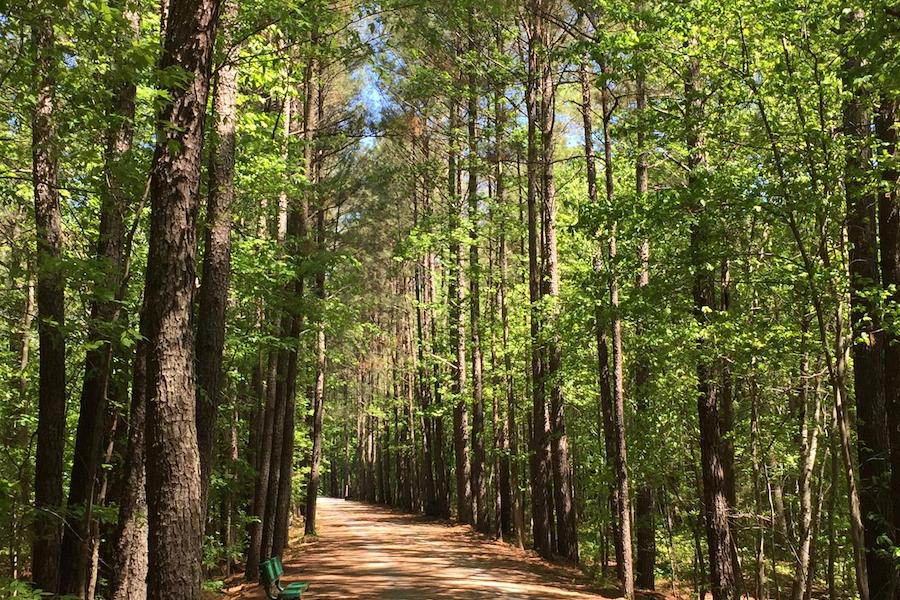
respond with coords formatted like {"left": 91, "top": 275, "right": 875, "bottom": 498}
{"left": 226, "top": 497, "right": 620, "bottom": 600}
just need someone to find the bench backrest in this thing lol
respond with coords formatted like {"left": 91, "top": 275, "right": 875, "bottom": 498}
{"left": 260, "top": 558, "right": 279, "bottom": 586}
{"left": 273, "top": 556, "right": 285, "bottom": 578}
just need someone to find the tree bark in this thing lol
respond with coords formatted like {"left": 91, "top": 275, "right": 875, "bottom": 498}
{"left": 495, "top": 49, "right": 522, "bottom": 547}
{"left": 876, "top": 91, "right": 900, "bottom": 573}
{"left": 467, "top": 26, "right": 488, "bottom": 531}
{"left": 599, "top": 60, "right": 633, "bottom": 596}
{"left": 540, "top": 15, "right": 577, "bottom": 564}
{"left": 305, "top": 184, "right": 328, "bottom": 535}
{"left": 842, "top": 10, "right": 894, "bottom": 598}
{"left": 581, "top": 55, "right": 621, "bottom": 582}
{"left": 685, "top": 49, "right": 738, "bottom": 600}
{"left": 412, "top": 131, "right": 437, "bottom": 516}
{"left": 109, "top": 340, "right": 149, "bottom": 600}
{"left": 196, "top": 0, "right": 238, "bottom": 518}
{"left": 263, "top": 331, "right": 288, "bottom": 557}
{"left": 791, "top": 354, "right": 823, "bottom": 600}
{"left": 245, "top": 347, "right": 276, "bottom": 581}
{"left": 274, "top": 85, "right": 313, "bottom": 556}
{"left": 60, "top": 4, "right": 140, "bottom": 592}
{"left": 31, "top": 7, "right": 66, "bottom": 592}
{"left": 632, "top": 50, "right": 656, "bottom": 591}
{"left": 262, "top": 87, "right": 295, "bottom": 560}
{"left": 449, "top": 95, "right": 473, "bottom": 525}
{"left": 525, "top": 9, "right": 551, "bottom": 556}
{"left": 427, "top": 152, "right": 452, "bottom": 518}
{"left": 143, "top": 0, "right": 220, "bottom": 592}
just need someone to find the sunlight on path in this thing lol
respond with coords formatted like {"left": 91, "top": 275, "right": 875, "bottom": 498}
{"left": 228, "top": 497, "right": 618, "bottom": 599}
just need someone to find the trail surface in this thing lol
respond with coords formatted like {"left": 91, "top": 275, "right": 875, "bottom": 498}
{"left": 228, "top": 496, "right": 615, "bottom": 599}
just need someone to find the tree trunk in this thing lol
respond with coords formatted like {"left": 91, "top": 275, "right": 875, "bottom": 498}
{"left": 143, "top": 0, "right": 219, "bottom": 592}
{"left": 581, "top": 55, "right": 621, "bottom": 581}
{"left": 275, "top": 64, "right": 317, "bottom": 553}
{"left": 632, "top": 52, "right": 656, "bottom": 591}
{"left": 59, "top": 6, "right": 140, "bottom": 594}
{"left": 495, "top": 51, "right": 522, "bottom": 546}
{"left": 467, "top": 31, "right": 488, "bottom": 531}
{"left": 196, "top": 0, "right": 238, "bottom": 518}
{"left": 343, "top": 391, "right": 351, "bottom": 498}
{"left": 791, "top": 354, "right": 823, "bottom": 600}
{"left": 402, "top": 317, "right": 417, "bottom": 510}
{"left": 750, "top": 372, "right": 767, "bottom": 600}
{"left": 305, "top": 197, "right": 328, "bottom": 534}
{"left": 685, "top": 49, "right": 738, "bottom": 600}
{"left": 273, "top": 87, "right": 312, "bottom": 555}
{"left": 876, "top": 90, "right": 900, "bottom": 571}
{"left": 599, "top": 60, "right": 633, "bottom": 596}
{"left": 262, "top": 88, "right": 295, "bottom": 560}
{"left": 540, "top": 16, "right": 577, "bottom": 565}
{"left": 222, "top": 402, "right": 239, "bottom": 574}
{"left": 488, "top": 252, "right": 502, "bottom": 538}
{"left": 424, "top": 133, "right": 451, "bottom": 519}
{"left": 376, "top": 417, "right": 386, "bottom": 503}
{"left": 525, "top": 10, "right": 551, "bottom": 556}
{"left": 449, "top": 95, "right": 473, "bottom": 525}
{"left": 109, "top": 340, "right": 149, "bottom": 600}
{"left": 263, "top": 336, "right": 288, "bottom": 559}
{"left": 245, "top": 348, "right": 276, "bottom": 580}
{"left": 842, "top": 10, "right": 894, "bottom": 598}
{"left": 354, "top": 370, "right": 365, "bottom": 499}
{"left": 412, "top": 133, "right": 437, "bottom": 516}
{"left": 31, "top": 8, "right": 66, "bottom": 593}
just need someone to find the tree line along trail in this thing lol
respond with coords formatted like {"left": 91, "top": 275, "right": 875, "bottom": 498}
{"left": 0, "top": 0, "right": 898, "bottom": 599}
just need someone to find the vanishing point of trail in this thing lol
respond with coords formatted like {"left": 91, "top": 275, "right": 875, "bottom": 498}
{"left": 230, "top": 497, "right": 611, "bottom": 599}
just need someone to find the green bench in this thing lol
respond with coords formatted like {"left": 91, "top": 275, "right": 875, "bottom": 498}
{"left": 259, "top": 556, "right": 309, "bottom": 599}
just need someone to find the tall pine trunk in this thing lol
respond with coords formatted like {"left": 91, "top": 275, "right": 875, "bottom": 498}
{"left": 467, "top": 28, "right": 488, "bottom": 531}
{"left": 580, "top": 55, "right": 621, "bottom": 581}
{"left": 305, "top": 167, "right": 328, "bottom": 534}
{"left": 449, "top": 95, "right": 473, "bottom": 525}
{"left": 537, "top": 6, "right": 577, "bottom": 562}
{"left": 59, "top": 6, "right": 140, "bottom": 593}
{"left": 599, "top": 60, "right": 633, "bottom": 596}
{"left": 876, "top": 91, "right": 900, "bottom": 566}
{"left": 245, "top": 345, "right": 277, "bottom": 579}
{"left": 31, "top": 7, "right": 66, "bottom": 592}
{"left": 842, "top": 10, "right": 894, "bottom": 597}
{"left": 412, "top": 130, "right": 438, "bottom": 516}
{"left": 143, "top": 0, "right": 220, "bottom": 592}
{"left": 525, "top": 7, "right": 551, "bottom": 556}
{"left": 633, "top": 48, "right": 656, "bottom": 591}
{"left": 426, "top": 134, "right": 452, "bottom": 518}
{"left": 109, "top": 340, "right": 149, "bottom": 600}
{"left": 685, "top": 49, "right": 738, "bottom": 600}
{"left": 495, "top": 49, "right": 522, "bottom": 546}
{"left": 196, "top": 0, "right": 238, "bottom": 518}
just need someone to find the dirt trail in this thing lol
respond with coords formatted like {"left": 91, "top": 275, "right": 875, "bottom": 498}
{"left": 228, "top": 496, "right": 617, "bottom": 599}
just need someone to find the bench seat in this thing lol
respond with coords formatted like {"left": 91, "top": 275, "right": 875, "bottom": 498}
{"left": 275, "top": 581, "right": 310, "bottom": 599}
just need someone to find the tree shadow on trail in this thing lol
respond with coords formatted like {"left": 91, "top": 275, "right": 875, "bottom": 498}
{"left": 226, "top": 497, "right": 621, "bottom": 600}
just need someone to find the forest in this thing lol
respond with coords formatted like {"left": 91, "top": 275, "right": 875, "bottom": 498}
{"left": 0, "top": 0, "right": 898, "bottom": 597}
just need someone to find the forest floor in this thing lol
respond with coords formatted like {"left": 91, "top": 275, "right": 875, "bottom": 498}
{"left": 224, "top": 496, "right": 621, "bottom": 599}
